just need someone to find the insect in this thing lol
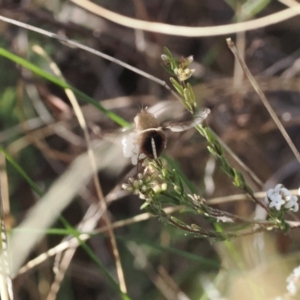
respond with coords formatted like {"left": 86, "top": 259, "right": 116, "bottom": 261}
{"left": 122, "top": 107, "right": 210, "bottom": 165}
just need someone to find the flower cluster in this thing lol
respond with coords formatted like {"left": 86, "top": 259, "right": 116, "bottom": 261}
{"left": 171, "top": 55, "right": 195, "bottom": 82}
{"left": 122, "top": 170, "right": 167, "bottom": 202}
{"left": 122, "top": 132, "right": 146, "bottom": 165}
{"left": 173, "top": 67, "right": 195, "bottom": 82}
{"left": 264, "top": 184, "right": 299, "bottom": 212}
{"left": 161, "top": 48, "right": 197, "bottom": 113}
{"left": 286, "top": 266, "right": 300, "bottom": 296}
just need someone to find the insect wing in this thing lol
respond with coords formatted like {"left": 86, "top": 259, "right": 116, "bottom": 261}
{"left": 164, "top": 108, "right": 210, "bottom": 132}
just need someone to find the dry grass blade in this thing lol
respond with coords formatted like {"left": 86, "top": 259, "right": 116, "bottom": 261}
{"left": 279, "top": 0, "right": 300, "bottom": 8}
{"left": 33, "top": 45, "right": 127, "bottom": 295}
{"left": 46, "top": 202, "right": 107, "bottom": 300}
{"left": 0, "top": 154, "right": 14, "bottom": 300}
{"left": 227, "top": 38, "right": 300, "bottom": 165}
{"left": 46, "top": 247, "right": 77, "bottom": 300}
{"left": 207, "top": 189, "right": 299, "bottom": 204}
{"left": 7, "top": 139, "right": 127, "bottom": 276}
{"left": 16, "top": 206, "right": 182, "bottom": 276}
{"left": 71, "top": 0, "right": 300, "bottom": 36}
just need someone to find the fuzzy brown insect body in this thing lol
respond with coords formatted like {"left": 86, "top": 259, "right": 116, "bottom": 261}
{"left": 133, "top": 107, "right": 210, "bottom": 161}
{"left": 134, "top": 109, "right": 160, "bottom": 131}
{"left": 134, "top": 110, "right": 166, "bottom": 160}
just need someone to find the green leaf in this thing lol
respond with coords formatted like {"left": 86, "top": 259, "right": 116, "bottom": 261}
{"left": 170, "top": 216, "right": 187, "bottom": 226}
{"left": 161, "top": 64, "right": 175, "bottom": 76}
{"left": 170, "top": 77, "right": 184, "bottom": 96}
{"left": 186, "top": 83, "right": 196, "bottom": 106}
{"left": 241, "top": 0, "right": 271, "bottom": 20}
{"left": 183, "top": 88, "right": 194, "bottom": 112}
{"left": 163, "top": 47, "right": 178, "bottom": 70}
{"left": 207, "top": 145, "right": 217, "bottom": 156}
{"left": 0, "top": 87, "right": 17, "bottom": 127}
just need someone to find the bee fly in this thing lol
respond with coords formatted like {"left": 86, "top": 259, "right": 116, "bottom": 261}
{"left": 122, "top": 107, "right": 210, "bottom": 165}
{"left": 134, "top": 109, "right": 166, "bottom": 160}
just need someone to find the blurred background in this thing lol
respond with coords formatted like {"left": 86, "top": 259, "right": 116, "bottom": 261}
{"left": 1, "top": 0, "right": 300, "bottom": 299}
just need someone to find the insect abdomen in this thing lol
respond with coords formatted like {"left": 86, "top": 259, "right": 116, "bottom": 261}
{"left": 138, "top": 130, "right": 166, "bottom": 159}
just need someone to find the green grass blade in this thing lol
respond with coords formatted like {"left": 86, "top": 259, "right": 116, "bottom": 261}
{"left": 0, "top": 146, "right": 43, "bottom": 197}
{"left": 0, "top": 47, "right": 129, "bottom": 127}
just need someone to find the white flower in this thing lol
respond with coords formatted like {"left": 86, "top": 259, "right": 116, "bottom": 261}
{"left": 282, "top": 187, "right": 299, "bottom": 212}
{"left": 294, "top": 266, "right": 300, "bottom": 277}
{"left": 264, "top": 184, "right": 299, "bottom": 212}
{"left": 122, "top": 132, "right": 146, "bottom": 165}
{"left": 122, "top": 171, "right": 158, "bottom": 201}
{"left": 286, "top": 266, "right": 300, "bottom": 295}
{"left": 174, "top": 67, "right": 195, "bottom": 81}
{"left": 268, "top": 194, "right": 285, "bottom": 211}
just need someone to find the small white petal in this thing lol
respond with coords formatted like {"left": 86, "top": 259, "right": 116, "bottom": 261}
{"left": 293, "top": 266, "right": 300, "bottom": 277}
{"left": 267, "top": 189, "right": 274, "bottom": 199}
{"left": 287, "top": 281, "right": 297, "bottom": 295}
{"left": 291, "top": 202, "right": 299, "bottom": 212}
{"left": 284, "top": 198, "right": 297, "bottom": 208}
{"left": 286, "top": 266, "right": 300, "bottom": 295}
{"left": 269, "top": 194, "right": 285, "bottom": 210}
{"left": 281, "top": 188, "right": 293, "bottom": 199}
